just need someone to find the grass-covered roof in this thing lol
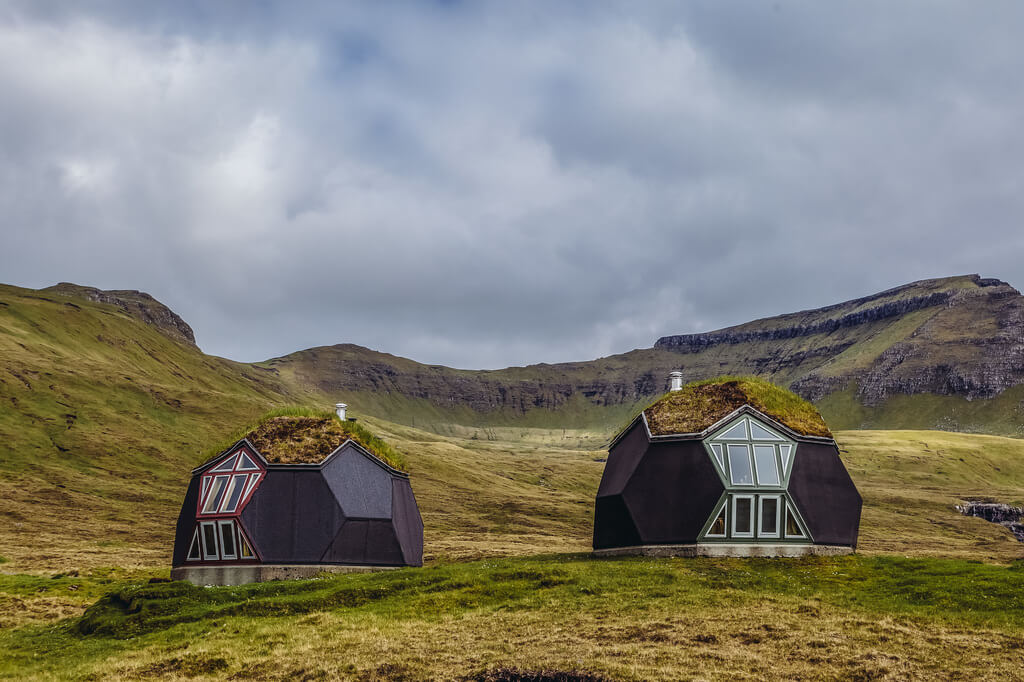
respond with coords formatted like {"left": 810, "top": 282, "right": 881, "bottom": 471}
{"left": 642, "top": 376, "right": 832, "bottom": 439}
{"left": 205, "top": 407, "right": 407, "bottom": 471}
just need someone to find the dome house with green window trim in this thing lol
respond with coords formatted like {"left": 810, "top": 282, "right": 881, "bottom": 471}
{"left": 171, "top": 405, "right": 423, "bottom": 586}
{"left": 593, "top": 376, "right": 861, "bottom": 557}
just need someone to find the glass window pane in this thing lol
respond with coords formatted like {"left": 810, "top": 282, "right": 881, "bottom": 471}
{"left": 220, "top": 474, "right": 248, "bottom": 513}
{"left": 749, "top": 421, "right": 784, "bottom": 440}
{"left": 187, "top": 531, "right": 201, "bottom": 560}
{"left": 786, "top": 506, "right": 804, "bottom": 537}
{"left": 710, "top": 444, "right": 724, "bottom": 469}
{"left": 237, "top": 451, "right": 260, "bottom": 471}
{"left": 211, "top": 455, "right": 238, "bottom": 472}
{"left": 719, "top": 420, "right": 748, "bottom": 440}
{"left": 709, "top": 507, "right": 726, "bottom": 536}
{"left": 201, "top": 523, "right": 218, "bottom": 559}
{"left": 201, "top": 476, "right": 228, "bottom": 514}
{"left": 728, "top": 445, "right": 753, "bottom": 485}
{"left": 761, "top": 498, "right": 779, "bottom": 535}
{"left": 239, "top": 534, "right": 254, "bottom": 559}
{"left": 753, "top": 445, "right": 780, "bottom": 486}
{"left": 779, "top": 444, "right": 792, "bottom": 472}
{"left": 219, "top": 522, "right": 236, "bottom": 559}
{"left": 734, "top": 497, "right": 752, "bottom": 534}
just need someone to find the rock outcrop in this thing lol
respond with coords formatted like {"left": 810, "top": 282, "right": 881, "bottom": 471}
{"left": 44, "top": 282, "right": 197, "bottom": 347}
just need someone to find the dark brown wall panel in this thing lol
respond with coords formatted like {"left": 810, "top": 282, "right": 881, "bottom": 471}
{"left": 787, "top": 442, "right": 862, "bottom": 547}
{"left": 597, "top": 421, "right": 649, "bottom": 497}
{"left": 621, "top": 440, "right": 724, "bottom": 545}
{"left": 171, "top": 477, "right": 201, "bottom": 566}
{"left": 593, "top": 495, "right": 642, "bottom": 549}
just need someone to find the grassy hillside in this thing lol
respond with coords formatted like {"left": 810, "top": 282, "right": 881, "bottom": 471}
{"left": 0, "top": 284, "right": 314, "bottom": 570}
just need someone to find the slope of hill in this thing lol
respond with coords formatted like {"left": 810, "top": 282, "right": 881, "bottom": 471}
{"left": 268, "top": 274, "right": 1024, "bottom": 435}
{"left": 0, "top": 283, "right": 309, "bottom": 570}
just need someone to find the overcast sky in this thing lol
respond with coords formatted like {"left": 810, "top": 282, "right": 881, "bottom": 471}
{"left": 3, "top": 2, "right": 1024, "bottom": 368}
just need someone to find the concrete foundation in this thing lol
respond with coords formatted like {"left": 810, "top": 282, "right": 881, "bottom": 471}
{"left": 170, "top": 564, "right": 398, "bottom": 586}
{"left": 592, "top": 543, "right": 854, "bottom": 558}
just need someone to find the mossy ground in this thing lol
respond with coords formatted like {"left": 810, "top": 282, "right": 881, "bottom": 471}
{"left": 641, "top": 376, "right": 832, "bottom": 438}
{"left": 203, "top": 407, "right": 407, "bottom": 470}
{"left": 4, "top": 555, "right": 1024, "bottom": 680}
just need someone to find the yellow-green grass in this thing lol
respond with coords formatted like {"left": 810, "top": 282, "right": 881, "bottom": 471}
{"left": 201, "top": 407, "right": 408, "bottom": 471}
{"left": 640, "top": 376, "right": 832, "bottom": 438}
{"left": 4, "top": 554, "right": 1024, "bottom": 680}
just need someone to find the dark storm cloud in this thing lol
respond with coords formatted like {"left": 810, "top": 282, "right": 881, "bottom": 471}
{"left": 2, "top": 2, "right": 1024, "bottom": 368}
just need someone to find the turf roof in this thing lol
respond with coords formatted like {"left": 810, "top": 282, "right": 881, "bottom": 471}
{"left": 642, "top": 376, "right": 833, "bottom": 439}
{"left": 205, "top": 407, "right": 408, "bottom": 471}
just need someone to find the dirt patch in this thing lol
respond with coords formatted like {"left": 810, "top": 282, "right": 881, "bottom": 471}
{"left": 132, "top": 655, "right": 229, "bottom": 678}
{"left": 246, "top": 416, "right": 348, "bottom": 464}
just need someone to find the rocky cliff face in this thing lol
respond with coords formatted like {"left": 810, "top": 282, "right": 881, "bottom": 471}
{"left": 44, "top": 283, "right": 197, "bottom": 347}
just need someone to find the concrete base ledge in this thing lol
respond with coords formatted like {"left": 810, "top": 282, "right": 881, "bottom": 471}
{"left": 171, "top": 564, "right": 399, "bottom": 586}
{"left": 593, "top": 543, "right": 854, "bottom": 558}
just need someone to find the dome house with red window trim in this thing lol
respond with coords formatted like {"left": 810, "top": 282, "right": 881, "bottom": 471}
{"left": 171, "top": 404, "right": 423, "bottom": 586}
{"left": 593, "top": 375, "right": 861, "bottom": 558}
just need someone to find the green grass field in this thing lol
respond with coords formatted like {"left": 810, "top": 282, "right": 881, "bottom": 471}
{"left": 2, "top": 422, "right": 1024, "bottom": 679}
{"left": 3, "top": 282, "right": 1024, "bottom": 679}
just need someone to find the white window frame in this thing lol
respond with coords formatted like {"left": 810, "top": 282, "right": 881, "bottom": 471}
{"left": 219, "top": 473, "right": 250, "bottom": 514}
{"left": 218, "top": 520, "right": 237, "bottom": 560}
{"left": 784, "top": 501, "right": 808, "bottom": 539}
{"left": 752, "top": 444, "right": 781, "bottom": 487}
{"left": 201, "top": 474, "right": 230, "bottom": 514}
{"left": 757, "top": 495, "right": 782, "bottom": 538}
{"left": 186, "top": 528, "right": 201, "bottom": 561}
{"left": 727, "top": 444, "right": 755, "bottom": 486}
{"left": 200, "top": 521, "right": 220, "bottom": 560}
{"left": 731, "top": 494, "right": 755, "bottom": 538}
{"left": 705, "top": 500, "right": 728, "bottom": 538}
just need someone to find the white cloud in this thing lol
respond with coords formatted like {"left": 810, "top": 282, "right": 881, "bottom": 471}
{"left": 2, "top": 3, "right": 1024, "bottom": 367}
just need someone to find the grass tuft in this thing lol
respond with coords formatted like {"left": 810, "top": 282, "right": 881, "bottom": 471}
{"left": 641, "top": 375, "right": 832, "bottom": 438}
{"left": 200, "top": 406, "right": 407, "bottom": 471}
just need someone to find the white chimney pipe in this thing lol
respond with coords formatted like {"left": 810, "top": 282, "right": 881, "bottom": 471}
{"left": 669, "top": 371, "right": 684, "bottom": 392}
{"left": 335, "top": 403, "right": 348, "bottom": 421}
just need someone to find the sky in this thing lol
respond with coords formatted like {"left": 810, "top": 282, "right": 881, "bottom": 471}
{"left": 3, "top": 2, "right": 1024, "bottom": 369}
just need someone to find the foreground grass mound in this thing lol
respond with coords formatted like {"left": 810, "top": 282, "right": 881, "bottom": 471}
{"left": 6, "top": 554, "right": 1024, "bottom": 680}
{"left": 643, "top": 376, "right": 832, "bottom": 438}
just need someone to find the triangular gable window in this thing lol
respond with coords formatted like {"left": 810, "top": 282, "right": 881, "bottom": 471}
{"left": 779, "top": 444, "right": 792, "bottom": 472}
{"left": 709, "top": 443, "right": 724, "bottom": 470}
{"left": 784, "top": 500, "right": 809, "bottom": 539}
{"left": 186, "top": 529, "right": 201, "bottom": 561}
{"left": 749, "top": 421, "right": 784, "bottom": 441}
{"left": 237, "top": 451, "right": 260, "bottom": 471}
{"left": 211, "top": 454, "right": 238, "bottom": 472}
{"left": 719, "top": 420, "right": 749, "bottom": 440}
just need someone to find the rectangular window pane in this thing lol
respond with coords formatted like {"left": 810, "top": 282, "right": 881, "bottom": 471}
{"left": 734, "top": 497, "right": 752, "bottom": 535}
{"left": 728, "top": 445, "right": 753, "bottom": 485}
{"left": 220, "top": 474, "right": 248, "bottom": 513}
{"left": 753, "top": 445, "right": 780, "bottom": 486}
{"left": 219, "top": 522, "right": 236, "bottom": 559}
{"left": 201, "top": 523, "right": 219, "bottom": 559}
{"left": 201, "top": 476, "right": 228, "bottom": 514}
{"left": 761, "top": 498, "right": 779, "bottom": 535}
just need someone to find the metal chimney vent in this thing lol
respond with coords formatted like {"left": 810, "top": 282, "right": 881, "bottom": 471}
{"left": 669, "top": 371, "right": 684, "bottom": 392}
{"left": 335, "top": 403, "right": 348, "bottom": 421}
